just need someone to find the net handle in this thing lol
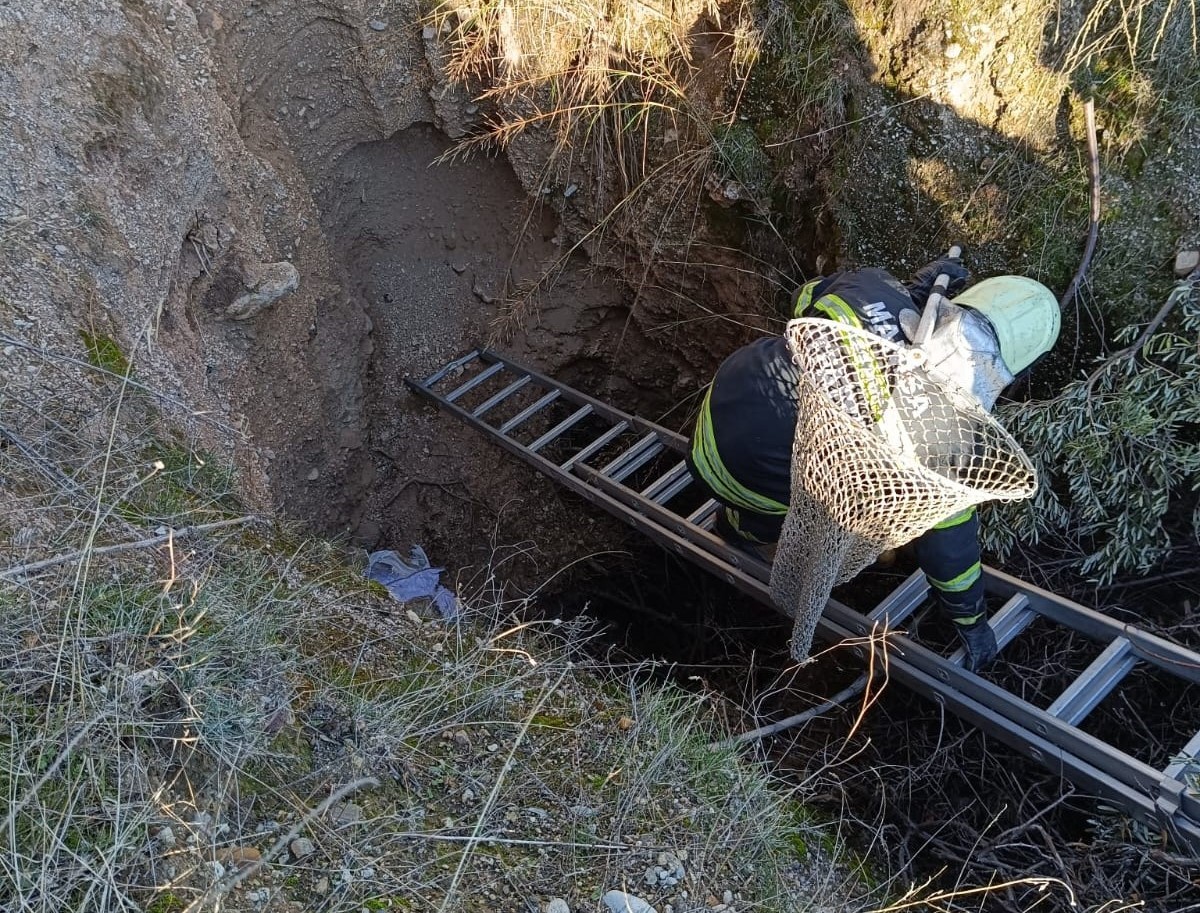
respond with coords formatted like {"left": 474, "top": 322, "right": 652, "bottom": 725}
{"left": 911, "top": 244, "right": 963, "bottom": 350}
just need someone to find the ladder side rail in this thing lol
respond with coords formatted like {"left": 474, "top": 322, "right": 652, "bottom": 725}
{"left": 841, "top": 613, "right": 1200, "bottom": 851}
{"left": 984, "top": 567, "right": 1200, "bottom": 685}
{"left": 581, "top": 458, "right": 1178, "bottom": 800}
{"left": 824, "top": 599, "right": 1174, "bottom": 803}
{"left": 481, "top": 350, "right": 689, "bottom": 450}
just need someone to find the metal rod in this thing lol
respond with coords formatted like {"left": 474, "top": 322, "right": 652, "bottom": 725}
{"left": 912, "top": 245, "right": 963, "bottom": 350}
{"left": 472, "top": 375, "right": 532, "bottom": 417}
{"left": 597, "top": 432, "right": 660, "bottom": 478}
{"left": 560, "top": 421, "right": 630, "bottom": 471}
{"left": 444, "top": 362, "right": 505, "bottom": 403}
{"left": 641, "top": 461, "right": 690, "bottom": 501}
{"left": 498, "top": 389, "right": 560, "bottom": 434}
{"left": 416, "top": 349, "right": 480, "bottom": 389}
{"left": 1047, "top": 638, "right": 1137, "bottom": 725}
{"left": 529, "top": 405, "right": 594, "bottom": 453}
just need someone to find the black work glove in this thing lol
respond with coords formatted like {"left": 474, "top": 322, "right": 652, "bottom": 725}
{"left": 906, "top": 257, "right": 969, "bottom": 308}
{"left": 954, "top": 616, "right": 998, "bottom": 672}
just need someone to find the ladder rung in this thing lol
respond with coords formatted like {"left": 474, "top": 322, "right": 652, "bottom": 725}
{"left": 529, "top": 405, "right": 594, "bottom": 452}
{"left": 1047, "top": 637, "right": 1137, "bottom": 725}
{"left": 868, "top": 570, "right": 930, "bottom": 626}
{"left": 472, "top": 375, "right": 532, "bottom": 417}
{"left": 687, "top": 498, "right": 721, "bottom": 529}
{"left": 949, "top": 593, "right": 1033, "bottom": 668}
{"left": 640, "top": 461, "right": 689, "bottom": 501}
{"left": 1165, "top": 730, "right": 1200, "bottom": 781}
{"left": 650, "top": 469, "right": 693, "bottom": 505}
{"left": 445, "top": 362, "right": 505, "bottom": 402}
{"left": 419, "top": 349, "right": 481, "bottom": 388}
{"left": 499, "top": 390, "right": 560, "bottom": 434}
{"left": 598, "top": 432, "right": 659, "bottom": 479}
{"left": 560, "top": 421, "right": 629, "bottom": 471}
{"left": 609, "top": 440, "right": 664, "bottom": 482}
{"left": 992, "top": 593, "right": 1035, "bottom": 648}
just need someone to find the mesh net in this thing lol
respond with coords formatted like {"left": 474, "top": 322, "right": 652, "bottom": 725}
{"left": 770, "top": 318, "right": 1038, "bottom": 661}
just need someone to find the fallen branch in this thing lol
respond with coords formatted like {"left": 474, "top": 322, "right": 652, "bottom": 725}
{"left": 715, "top": 673, "right": 869, "bottom": 747}
{"left": 1082, "top": 276, "right": 1197, "bottom": 395}
{"left": 0, "top": 516, "right": 259, "bottom": 581}
{"left": 1060, "top": 97, "right": 1100, "bottom": 313}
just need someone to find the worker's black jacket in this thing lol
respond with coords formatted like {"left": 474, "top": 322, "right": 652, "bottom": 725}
{"left": 690, "top": 268, "right": 985, "bottom": 620}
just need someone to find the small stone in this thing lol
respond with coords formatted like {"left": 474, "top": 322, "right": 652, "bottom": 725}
{"left": 563, "top": 183, "right": 579, "bottom": 198}
{"left": 422, "top": 25, "right": 436, "bottom": 39}
{"left": 546, "top": 900, "right": 571, "bottom": 913}
{"left": 315, "top": 876, "right": 330, "bottom": 895}
{"left": 453, "top": 730, "right": 471, "bottom": 749}
{"left": 450, "top": 261, "right": 467, "bottom": 274}
{"left": 722, "top": 891, "right": 733, "bottom": 905}
{"left": 328, "top": 801, "right": 364, "bottom": 825}
{"left": 944, "top": 42, "right": 963, "bottom": 58}
{"left": 1175, "top": 250, "right": 1199, "bottom": 278}
{"left": 602, "top": 891, "right": 656, "bottom": 913}
{"left": 54, "top": 244, "right": 68, "bottom": 254}
{"left": 289, "top": 837, "right": 315, "bottom": 859}
{"left": 487, "top": 742, "right": 499, "bottom": 752}
{"left": 306, "top": 468, "right": 320, "bottom": 481}
{"left": 368, "top": 18, "right": 388, "bottom": 30}
{"left": 462, "top": 788, "right": 475, "bottom": 802}
{"left": 643, "top": 868, "right": 659, "bottom": 886}
{"left": 154, "top": 826, "right": 176, "bottom": 849}
{"left": 464, "top": 104, "right": 479, "bottom": 115}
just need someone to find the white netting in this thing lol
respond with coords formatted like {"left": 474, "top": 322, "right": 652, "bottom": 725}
{"left": 770, "top": 318, "right": 1038, "bottom": 661}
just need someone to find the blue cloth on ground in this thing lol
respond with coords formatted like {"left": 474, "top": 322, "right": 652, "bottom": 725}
{"left": 366, "top": 546, "right": 459, "bottom": 620}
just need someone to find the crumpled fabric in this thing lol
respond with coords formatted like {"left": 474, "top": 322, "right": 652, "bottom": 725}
{"left": 366, "top": 546, "right": 459, "bottom": 620}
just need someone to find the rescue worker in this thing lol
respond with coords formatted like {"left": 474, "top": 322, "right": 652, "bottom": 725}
{"left": 686, "top": 258, "right": 1061, "bottom": 671}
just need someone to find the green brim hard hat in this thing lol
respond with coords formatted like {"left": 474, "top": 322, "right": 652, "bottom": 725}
{"left": 951, "top": 276, "right": 1061, "bottom": 373}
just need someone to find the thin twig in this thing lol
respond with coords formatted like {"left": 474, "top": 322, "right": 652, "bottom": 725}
{"left": 183, "top": 777, "right": 379, "bottom": 913}
{"left": 715, "top": 674, "right": 869, "bottom": 747}
{"left": 1082, "top": 276, "right": 1197, "bottom": 394}
{"left": 1060, "top": 97, "right": 1100, "bottom": 313}
{"left": 0, "top": 516, "right": 259, "bottom": 580}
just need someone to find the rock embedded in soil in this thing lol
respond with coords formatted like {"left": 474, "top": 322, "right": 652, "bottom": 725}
{"left": 226, "top": 261, "right": 300, "bottom": 320}
{"left": 546, "top": 899, "right": 571, "bottom": 913}
{"left": 602, "top": 891, "right": 657, "bottom": 913}
{"left": 289, "top": 837, "right": 315, "bottom": 859}
{"left": 1176, "top": 250, "right": 1199, "bottom": 277}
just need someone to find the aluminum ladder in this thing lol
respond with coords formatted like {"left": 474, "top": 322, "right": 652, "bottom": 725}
{"left": 407, "top": 348, "right": 1200, "bottom": 850}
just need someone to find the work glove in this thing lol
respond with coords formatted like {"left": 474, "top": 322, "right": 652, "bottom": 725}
{"left": 906, "top": 257, "right": 969, "bottom": 308}
{"left": 954, "top": 615, "right": 998, "bottom": 672}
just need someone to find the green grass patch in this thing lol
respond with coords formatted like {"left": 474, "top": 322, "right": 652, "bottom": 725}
{"left": 79, "top": 329, "right": 130, "bottom": 376}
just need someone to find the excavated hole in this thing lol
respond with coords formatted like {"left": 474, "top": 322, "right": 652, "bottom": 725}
{"left": 297, "top": 118, "right": 1196, "bottom": 904}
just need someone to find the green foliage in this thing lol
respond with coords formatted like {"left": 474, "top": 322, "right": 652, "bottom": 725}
{"left": 79, "top": 329, "right": 131, "bottom": 376}
{"left": 986, "top": 279, "right": 1200, "bottom": 582}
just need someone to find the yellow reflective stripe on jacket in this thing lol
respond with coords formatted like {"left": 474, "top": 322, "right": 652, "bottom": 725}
{"left": 927, "top": 560, "right": 982, "bottom": 593}
{"left": 691, "top": 387, "right": 789, "bottom": 516}
{"left": 933, "top": 506, "right": 977, "bottom": 530}
{"left": 813, "top": 294, "right": 889, "bottom": 420}
{"left": 793, "top": 279, "right": 822, "bottom": 317}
